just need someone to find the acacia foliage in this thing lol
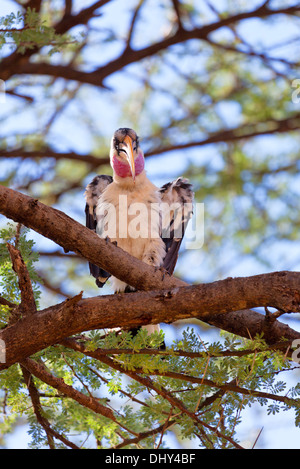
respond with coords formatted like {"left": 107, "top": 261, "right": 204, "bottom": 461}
{"left": 0, "top": 8, "right": 74, "bottom": 54}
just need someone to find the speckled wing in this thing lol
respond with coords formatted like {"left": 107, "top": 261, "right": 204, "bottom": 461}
{"left": 159, "top": 177, "right": 194, "bottom": 275}
{"left": 85, "top": 175, "right": 113, "bottom": 287}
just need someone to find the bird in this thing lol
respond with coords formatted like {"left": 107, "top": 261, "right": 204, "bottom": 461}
{"left": 85, "top": 127, "right": 193, "bottom": 342}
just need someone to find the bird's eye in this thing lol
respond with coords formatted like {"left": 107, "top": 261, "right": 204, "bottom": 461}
{"left": 115, "top": 144, "right": 125, "bottom": 154}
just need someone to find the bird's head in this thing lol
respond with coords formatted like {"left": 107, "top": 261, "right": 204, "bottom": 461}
{"left": 110, "top": 128, "right": 145, "bottom": 182}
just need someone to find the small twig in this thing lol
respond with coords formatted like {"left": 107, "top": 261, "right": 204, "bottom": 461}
{"left": 114, "top": 417, "right": 178, "bottom": 449}
{"left": 61, "top": 353, "right": 94, "bottom": 397}
{"left": 264, "top": 306, "right": 287, "bottom": 323}
{"left": 252, "top": 426, "right": 264, "bottom": 449}
{"left": 171, "top": 0, "right": 183, "bottom": 30}
{"left": 156, "top": 407, "right": 174, "bottom": 449}
{"left": 125, "top": 0, "right": 144, "bottom": 50}
{"left": 20, "top": 364, "right": 80, "bottom": 449}
{"left": 0, "top": 26, "right": 32, "bottom": 33}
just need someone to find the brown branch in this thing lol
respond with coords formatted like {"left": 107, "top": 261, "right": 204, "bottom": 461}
{"left": 0, "top": 296, "right": 15, "bottom": 309}
{"left": 6, "top": 242, "right": 37, "bottom": 316}
{"left": 115, "top": 415, "right": 177, "bottom": 449}
{"left": 1, "top": 113, "right": 300, "bottom": 168}
{"left": 0, "top": 148, "right": 108, "bottom": 167}
{"left": 206, "top": 36, "right": 300, "bottom": 68}
{"left": 24, "top": 0, "right": 43, "bottom": 9}
{"left": 145, "top": 113, "right": 300, "bottom": 157}
{"left": 197, "top": 377, "right": 238, "bottom": 412}
{"left": 60, "top": 337, "right": 296, "bottom": 360}
{"left": 54, "top": 0, "right": 112, "bottom": 35}
{"left": 2, "top": 3, "right": 300, "bottom": 85}
{"left": 0, "top": 0, "right": 112, "bottom": 83}
{"left": 21, "top": 356, "right": 140, "bottom": 440}
{"left": 20, "top": 364, "right": 80, "bottom": 449}
{"left": 171, "top": 0, "right": 184, "bottom": 29}
{"left": 64, "top": 0, "right": 73, "bottom": 16}
{"left": 62, "top": 337, "right": 300, "bottom": 408}
{"left": 123, "top": 368, "right": 300, "bottom": 408}
{"left": 0, "top": 185, "right": 185, "bottom": 292}
{"left": 1, "top": 186, "right": 300, "bottom": 369}
{"left": 64, "top": 345, "right": 261, "bottom": 359}
{"left": 5, "top": 89, "right": 34, "bottom": 102}
{"left": 21, "top": 357, "right": 117, "bottom": 422}
{"left": 0, "top": 274, "right": 299, "bottom": 370}
{"left": 38, "top": 250, "right": 79, "bottom": 258}
{"left": 125, "top": 0, "right": 145, "bottom": 50}
{"left": 63, "top": 338, "right": 244, "bottom": 449}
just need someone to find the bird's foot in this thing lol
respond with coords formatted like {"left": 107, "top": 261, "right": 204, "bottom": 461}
{"left": 105, "top": 236, "right": 117, "bottom": 246}
{"left": 154, "top": 265, "right": 169, "bottom": 281}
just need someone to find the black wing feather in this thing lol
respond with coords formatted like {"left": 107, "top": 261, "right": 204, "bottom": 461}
{"left": 85, "top": 175, "right": 113, "bottom": 287}
{"left": 159, "top": 177, "right": 194, "bottom": 275}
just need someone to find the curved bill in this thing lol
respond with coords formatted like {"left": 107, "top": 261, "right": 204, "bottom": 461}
{"left": 123, "top": 135, "right": 135, "bottom": 181}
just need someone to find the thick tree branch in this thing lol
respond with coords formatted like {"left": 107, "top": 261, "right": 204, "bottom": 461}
{"left": 0, "top": 185, "right": 185, "bottom": 291}
{"left": 1, "top": 186, "right": 300, "bottom": 370}
{"left": 1, "top": 272, "right": 300, "bottom": 370}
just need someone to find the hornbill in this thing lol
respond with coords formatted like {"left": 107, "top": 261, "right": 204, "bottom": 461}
{"left": 85, "top": 128, "right": 193, "bottom": 340}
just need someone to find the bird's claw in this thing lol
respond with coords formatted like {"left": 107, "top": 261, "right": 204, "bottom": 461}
{"left": 105, "top": 236, "right": 117, "bottom": 246}
{"left": 154, "top": 265, "right": 169, "bottom": 281}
